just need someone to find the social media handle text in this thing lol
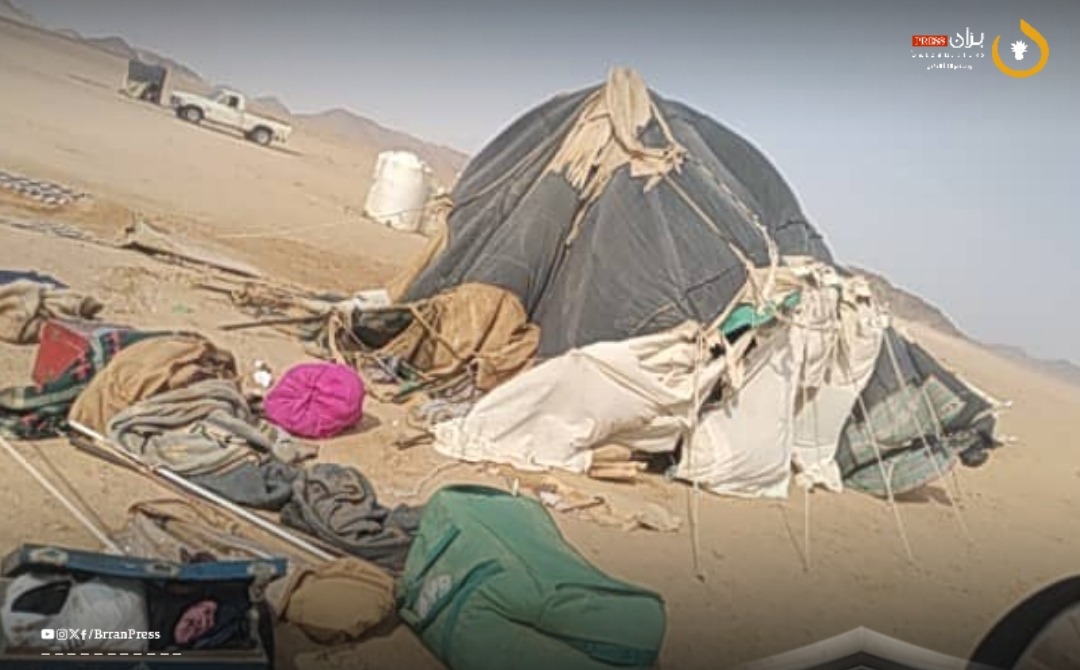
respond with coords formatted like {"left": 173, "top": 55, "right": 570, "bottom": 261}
{"left": 42, "top": 628, "right": 162, "bottom": 642}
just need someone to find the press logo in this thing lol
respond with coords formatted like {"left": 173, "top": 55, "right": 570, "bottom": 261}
{"left": 992, "top": 20, "right": 1049, "bottom": 78}
{"left": 910, "top": 20, "right": 1049, "bottom": 77}
{"left": 910, "top": 27, "right": 985, "bottom": 71}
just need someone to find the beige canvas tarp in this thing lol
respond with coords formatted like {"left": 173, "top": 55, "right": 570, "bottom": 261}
{"left": 674, "top": 271, "right": 886, "bottom": 498}
{"left": 432, "top": 321, "right": 728, "bottom": 473}
{"left": 376, "top": 282, "right": 540, "bottom": 392}
{"left": 117, "top": 221, "right": 264, "bottom": 278}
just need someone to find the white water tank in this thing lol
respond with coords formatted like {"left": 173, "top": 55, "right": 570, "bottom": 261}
{"left": 363, "top": 151, "right": 432, "bottom": 233}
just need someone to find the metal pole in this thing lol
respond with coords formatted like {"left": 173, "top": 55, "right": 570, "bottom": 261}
{"left": 0, "top": 434, "right": 121, "bottom": 554}
{"left": 67, "top": 421, "right": 335, "bottom": 563}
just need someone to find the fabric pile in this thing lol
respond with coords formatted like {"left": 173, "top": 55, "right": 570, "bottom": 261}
{"left": 0, "top": 279, "right": 102, "bottom": 345}
{"left": 280, "top": 463, "right": 423, "bottom": 574}
{"left": 325, "top": 282, "right": 539, "bottom": 397}
{"left": 71, "top": 334, "right": 240, "bottom": 434}
{"left": 0, "top": 329, "right": 164, "bottom": 439}
{"left": 108, "top": 378, "right": 313, "bottom": 510}
{"left": 1, "top": 291, "right": 423, "bottom": 612}
{"left": 112, "top": 498, "right": 398, "bottom": 645}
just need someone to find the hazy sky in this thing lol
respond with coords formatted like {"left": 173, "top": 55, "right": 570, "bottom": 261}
{"left": 16, "top": 0, "right": 1080, "bottom": 363}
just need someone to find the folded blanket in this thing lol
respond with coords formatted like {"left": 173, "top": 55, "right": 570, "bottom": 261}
{"left": 70, "top": 335, "right": 238, "bottom": 435}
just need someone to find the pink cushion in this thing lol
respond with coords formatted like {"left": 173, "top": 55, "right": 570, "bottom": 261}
{"left": 264, "top": 363, "right": 364, "bottom": 439}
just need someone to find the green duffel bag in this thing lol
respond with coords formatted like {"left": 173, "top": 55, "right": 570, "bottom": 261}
{"left": 397, "top": 485, "right": 666, "bottom": 670}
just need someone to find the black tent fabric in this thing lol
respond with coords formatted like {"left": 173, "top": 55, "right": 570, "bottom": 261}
{"left": 402, "top": 79, "right": 831, "bottom": 358}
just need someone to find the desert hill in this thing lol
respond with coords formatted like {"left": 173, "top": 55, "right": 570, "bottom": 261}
{"left": 79, "top": 34, "right": 204, "bottom": 82}
{"left": 297, "top": 108, "right": 469, "bottom": 184}
{"left": 851, "top": 265, "right": 1080, "bottom": 388}
{"left": 0, "top": 0, "right": 36, "bottom": 27}
{"left": 850, "top": 266, "right": 966, "bottom": 338}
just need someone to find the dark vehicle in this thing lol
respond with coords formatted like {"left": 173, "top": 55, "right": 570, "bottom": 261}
{"left": 123, "top": 58, "right": 167, "bottom": 104}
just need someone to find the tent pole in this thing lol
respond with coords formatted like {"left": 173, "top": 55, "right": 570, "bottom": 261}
{"left": 687, "top": 485, "right": 703, "bottom": 581}
{"left": 853, "top": 394, "right": 916, "bottom": 563}
{"left": 0, "top": 434, "right": 121, "bottom": 554}
{"left": 834, "top": 337, "right": 915, "bottom": 564}
{"left": 881, "top": 333, "right": 972, "bottom": 543}
{"left": 803, "top": 482, "right": 812, "bottom": 571}
{"left": 798, "top": 336, "right": 816, "bottom": 572}
{"left": 684, "top": 328, "right": 709, "bottom": 582}
{"left": 67, "top": 421, "right": 335, "bottom": 563}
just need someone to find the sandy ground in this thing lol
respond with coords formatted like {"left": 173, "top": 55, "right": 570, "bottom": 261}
{"left": 2, "top": 16, "right": 1079, "bottom": 670}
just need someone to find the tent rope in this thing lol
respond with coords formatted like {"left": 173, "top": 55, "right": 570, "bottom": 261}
{"left": 854, "top": 392, "right": 916, "bottom": 563}
{"left": 835, "top": 348, "right": 916, "bottom": 563}
{"left": 881, "top": 332, "right": 972, "bottom": 543}
{"left": 908, "top": 350, "right": 969, "bottom": 504}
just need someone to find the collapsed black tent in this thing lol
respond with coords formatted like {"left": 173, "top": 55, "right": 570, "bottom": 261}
{"left": 402, "top": 70, "right": 831, "bottom": 358}
{"left": 377, "top": 68, "right": 1002, "bottom": 497}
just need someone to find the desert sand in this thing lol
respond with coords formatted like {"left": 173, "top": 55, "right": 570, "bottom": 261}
{"left": 1, "top": 16, "right": 1079, "bottom": 670}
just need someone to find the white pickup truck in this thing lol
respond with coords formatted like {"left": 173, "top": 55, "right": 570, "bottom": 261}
{"left": 169, "top": 88, "right": 292, "bottom": 146}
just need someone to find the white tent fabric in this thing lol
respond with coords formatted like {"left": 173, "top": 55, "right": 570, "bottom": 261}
{"left": 430, "top": 264, "right": 891, "bottom": 499}
{"left": 432, "top": 322, "right": 728, "bottom": 473}
{"left": 675, "top": 325, "right": 804, "bottom": 498}
{"left": 667, "top": 269, "right": 886, "bottom": 499}
{"left": 790, "top": 275, "right": 886, "bottom": 492}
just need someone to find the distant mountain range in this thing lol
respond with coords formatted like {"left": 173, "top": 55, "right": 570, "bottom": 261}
{"left": 985, "top": 344, "right": 1080, "bottom": 389}
{"left": 850, "top": 266, "right": 1080, "bottom": 388}
{"left": 78, "top": 34, "right": 205, "bottom": 82}
{"left": 0, "top": 0, "right": 35, "bottom": 26}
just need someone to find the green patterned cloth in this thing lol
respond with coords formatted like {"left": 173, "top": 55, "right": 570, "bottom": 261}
{"left": 835, "top": 327, "right": 997, "bottom": 497}
{"left": 0, "top": 329, "right": 163, "bottom": 439}
{"left": 839, "top": 375, "right": 979, "bottom": 495}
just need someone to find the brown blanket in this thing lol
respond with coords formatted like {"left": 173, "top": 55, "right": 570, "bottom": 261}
{"left": 69, "top": 335, "right": 237, "bottom": 434}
